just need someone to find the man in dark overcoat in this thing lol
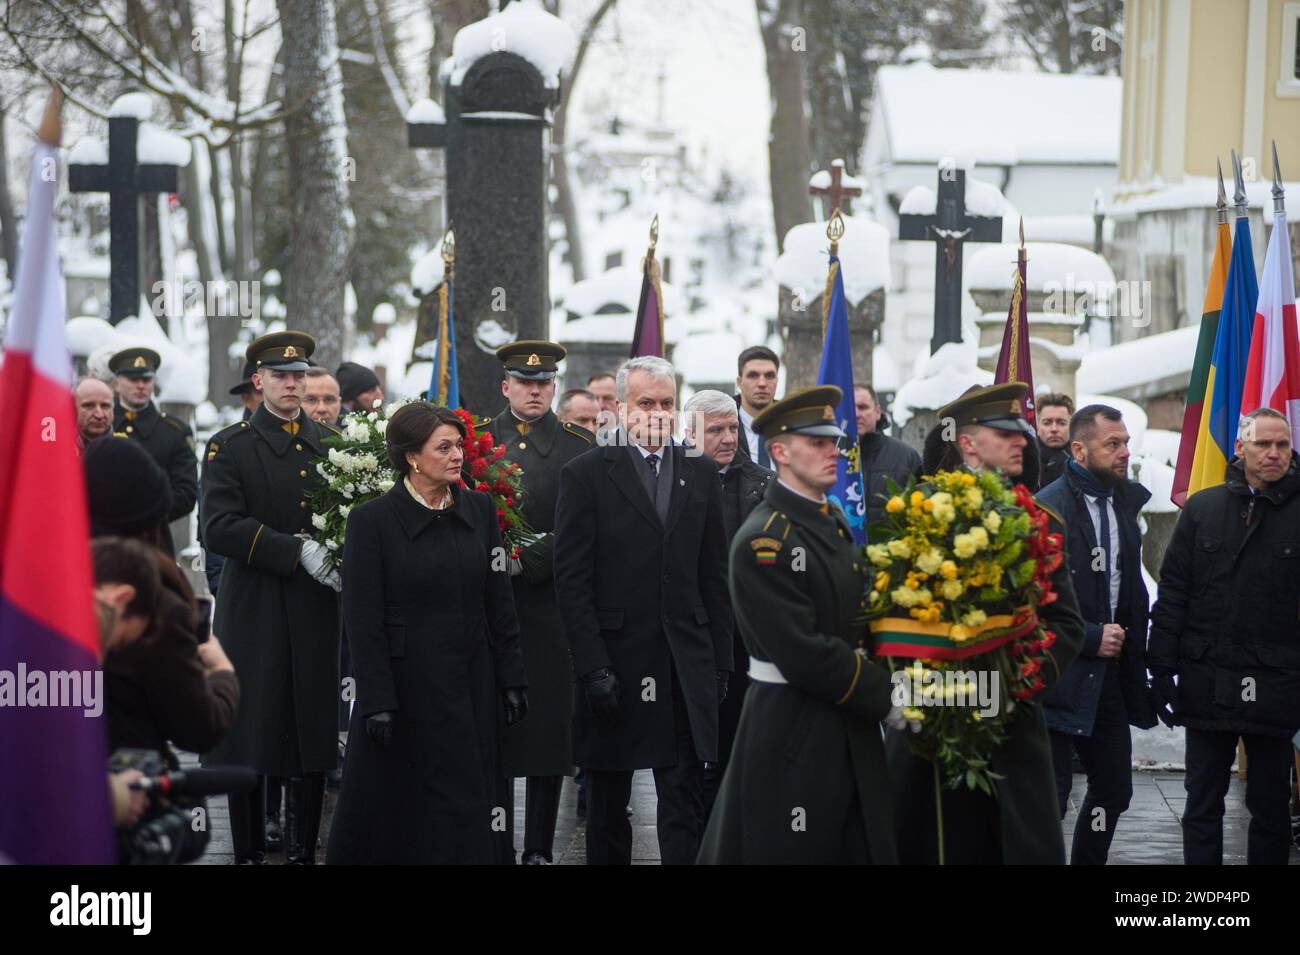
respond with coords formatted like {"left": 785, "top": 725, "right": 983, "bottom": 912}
{"left": 892, "top": 382, "right": 1085, "bottom": 864}
{"left": 483, "top": 340, "right": 594, "bottom": 864}
{"left": 554, "top": 355, "right": 733, "bottom": 865}
{"left": 109, "top": 346, "right": 197, "bottom": 556}
{"left": 698, "top": 386, "right": 898, "bottom": 864}
{"left": 201, "top": 331, "right": 343, "bottom": 864}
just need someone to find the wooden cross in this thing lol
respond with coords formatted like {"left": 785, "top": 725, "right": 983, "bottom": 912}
{"left": 69, "top": 113, "right": 185, "bottom": 325}
{"left": 898, "top": 164, "right": 1003, "bottom": 354}
{"left": 809, "top": 158, "right": 862, "bottom": 218}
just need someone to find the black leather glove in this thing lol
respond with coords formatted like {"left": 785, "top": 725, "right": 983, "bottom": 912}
{"left": 583, "top": 667, "right": 620, "bottom": 720}
{"left": 717, "top": 670, "right": 730, "bottom": 704}
{"left": 1148, "top": 673, "right": 1180, "bottom": 728}
{"left": 366, "top": 710, "right": 395, "bottom": 749}
{"left": 502, "top": 687, "right": 529, "bottom": 726}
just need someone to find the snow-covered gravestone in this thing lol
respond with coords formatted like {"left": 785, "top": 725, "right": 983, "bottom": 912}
{"left": 555, "top": 265, "right": 680, "bottom": 388}
{"left": 772, "top": 215, "right": 890, "bottom": 389}
{"left": 898, "top": 159, "right": 1002, "bottom": 355}
{"left": 410, "top": 0, "right": 576, "bottom": 413}
{"left": 68, "top": 92, "right": 191, "bottom": 325}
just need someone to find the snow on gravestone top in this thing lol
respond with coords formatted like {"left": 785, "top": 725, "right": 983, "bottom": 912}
{"left": 447, "top": 0, "right": 578, "bottom": 89}
{"left": 807, "top": 166, "right": 866, "bottom": 193}
{"left": 372, "top": 302, "right": 397, "bottom": 325}
{"left": 67, "top": 123, "right": 191, "bottom": 167}
{"left": 772, "top": 215, "right": 890, "bottom": 307}
{"left": 405, "top": 98, "right": 446, "bottom": 125}
{"left": 890, "top": 339, "right": 992, "bottom": 427}
{"left": 966, "top": 241, "right": 1114, "bottom": 292}
{"left": 108, "top": 92, "right": 153, "bottom": 120}
{"left": 897, "top": 177, "right": 1005, "bottom": 219}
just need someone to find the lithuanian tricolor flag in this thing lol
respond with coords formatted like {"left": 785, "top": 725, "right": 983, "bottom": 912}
{"left": 1171, "top": 219, "right": 1231, "bottom": 506}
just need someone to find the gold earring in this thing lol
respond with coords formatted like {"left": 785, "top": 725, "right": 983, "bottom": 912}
{"left": 412, "top": 462, "right": 420, "bottom": 474}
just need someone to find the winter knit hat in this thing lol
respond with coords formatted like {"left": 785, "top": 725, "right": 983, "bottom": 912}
{"left": 83, "top": 436, "right": 173, "bottom": 538}
{"left": 336, "top": 361, "right": 381, "bottom": 403}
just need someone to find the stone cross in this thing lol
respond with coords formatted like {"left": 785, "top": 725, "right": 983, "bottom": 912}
{"left": 69, "top": 113, "right": 185, "bottom": 325}
{"left": 898, "top": 165, "right": 1002, "bottom": 354}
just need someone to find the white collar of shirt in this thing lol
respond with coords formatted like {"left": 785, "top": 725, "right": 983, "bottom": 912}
{"left": 265, "top": 405, "right": 301, "bottom": 423}
{"left": 778, "top": 478, "right": 827, "bottom": 505}
{"left": 510, "top": 407, "right": 544, "bottom": 425}
{"left": 631, "top": 439, "right": 672, "bottom": 459}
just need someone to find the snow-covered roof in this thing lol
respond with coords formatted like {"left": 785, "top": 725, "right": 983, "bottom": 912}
{"left": 967, "top": 241, "right": 1114, "bottom": 291}
{"left": 405, "top": 98, "right": 446, "bottom": 125}
{"left": 874, "top": 63, "right": 1121, "bottom": 166}
{"left": 772, "top": 214, "right": 890, "bottom": 306}
{"left": 81, "top": 311, "right": 207, "bottom": 405}
{"left": 1138, "top": 428, "right": 1182, "bottom": 469}
{"left": 448, "top": 0, "right": 577, "bottom": 89}
{"left": 1075, "top": 324, "right": 1201, "bottom": 396}
{"left": 560, "top": 265, "right": 681, "bottom": 318}
{"left": 673, "top": 331, "right": 744, "bottom": 384}
{"left": 1022, "top": 214, "right": 1114, "bottom": 246}
{"left": 1108, "top": 176, "right": 1300, "bottom": 215}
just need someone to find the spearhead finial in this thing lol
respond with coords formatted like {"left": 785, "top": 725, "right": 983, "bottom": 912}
{"left": 1216, "top": 158, "right": 1228, "bottom": 224}
{"left": 1018, "top": 216, "right": 1025, "bottom": 248}
{"left": 1272, "top": 140, "right": 1285, "bottom": 215}
{"left": 441, "top": 222, "right": 456, "bottom": 261}
{"left": 648, "top": 214, "right": 659, "bottom": 252}
{"left": 1231, "top": 149, "right": 1248, "bottom": 218}
{"left": 827, "top": 208, "right": 845, "bottom": 255}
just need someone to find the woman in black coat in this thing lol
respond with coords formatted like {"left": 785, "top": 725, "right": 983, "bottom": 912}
{"left": 326, "top": 403, "right": 528, "bottom": 864}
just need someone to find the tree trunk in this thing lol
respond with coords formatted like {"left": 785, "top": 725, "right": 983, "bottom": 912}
{"left": 759, "top": 0, "right": 813, "bottom": 252}
{"left": 803, "top": 0, "right": 857, "bottom": 201}
{"left": 551, "top": 0, "right": 618, "bottom": 284}
{"left": 0, "top": 101, "right": 18, "bottom": 288}
{"left": 276, "top": 0, "right": 355, "bottom": 367}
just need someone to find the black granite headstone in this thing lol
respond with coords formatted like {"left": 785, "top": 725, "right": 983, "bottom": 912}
{"left": 409, "top": 51, "right": 559, "bottom": 414}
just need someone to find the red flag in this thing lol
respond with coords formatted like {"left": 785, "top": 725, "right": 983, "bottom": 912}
{"left": 993, "top": 232, "right": 1036, "bottom": 426}
{"left": 0, "top": 91, "right": 115, "bottom": 863}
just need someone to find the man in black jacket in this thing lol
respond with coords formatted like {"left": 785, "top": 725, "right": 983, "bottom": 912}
{"left": 855, "top": 384, "right": 921, "bottom": 526}
{"left": 682, "top": 389, "right": 772, "bottom": 823}
{"left": 555, "top": 356, "right": 733, "bottom": 865}
{"left": 1148, "top": 407, "right": 1300, "bottom": 865}
{"left": 1036, "top": 393, "right": 1074, "bottom": 489}
{"left": 1037, "top": 404, "right": 1158, "bottom": 864}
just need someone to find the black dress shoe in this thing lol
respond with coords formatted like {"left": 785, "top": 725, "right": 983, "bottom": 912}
{"left": 265, "top": 813, "right": 283, "bottom": 852}
{"left": 521, "top": 850, "right": 551, "bottom": 865}
{"left": 236, "top": 851, "right": 269, "bottom": 865}
{"left": 326, "top": 767, "right": 343, "bottom": 789}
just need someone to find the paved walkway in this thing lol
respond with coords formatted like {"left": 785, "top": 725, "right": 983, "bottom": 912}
{"left": 190, "top": 752, "right": 1297, "bottom": 864}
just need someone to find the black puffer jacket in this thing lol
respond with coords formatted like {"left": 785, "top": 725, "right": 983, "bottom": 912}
{"left": 859, "top": 431, "right": 921, "bottom": 526}
{"left": 1147, "top": 455, "right": 1300, "bottom": 738}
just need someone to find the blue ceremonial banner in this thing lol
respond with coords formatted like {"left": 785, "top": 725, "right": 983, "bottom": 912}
{"left": 817, "top": 255, "right": 867, "bottom": 544}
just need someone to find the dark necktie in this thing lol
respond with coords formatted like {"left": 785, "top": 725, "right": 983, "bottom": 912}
{"left": 756, "top": 432, "right": 770, "bottom": 468}
{"left": 1097, "top": 496, "right": 1113, "bottom": 616}
{"left": 646, "top": 452, "right": 660, "bottom": 481}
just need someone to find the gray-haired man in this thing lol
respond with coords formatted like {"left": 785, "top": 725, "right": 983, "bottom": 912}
{"left": 554, "top": 357, "right": 734, "bottom": 864}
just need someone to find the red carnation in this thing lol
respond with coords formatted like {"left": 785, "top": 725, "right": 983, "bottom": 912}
{"left": 1020, "top": 659, "right": 1041, "bottom": 677}
{"left": 471, "top": 457, "right": 488, "bottom": 478}
{"left": 476, "top": 481, "right": 490, "bottom": 493}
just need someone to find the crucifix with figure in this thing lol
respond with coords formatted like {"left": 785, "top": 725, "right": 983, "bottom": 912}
{"left": 68, "top": 100, "right": 187, "bottom": 325}
{"left": 898, "top": 163, "right": 1003, "bottom": 354}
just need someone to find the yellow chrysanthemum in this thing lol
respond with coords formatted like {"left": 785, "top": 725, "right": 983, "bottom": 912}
{"left": 939, "top": 560, "right": 958, "bottom": 580}
{"left": 940, "top": 578, "right": 964, "bottom": 601}
{"left": 962, "top": 609, "right": 988, "bottom": 627}
{"left": 885, "top": 496, "right": 905, "bottom": 514}
{"left": 983, "top": 510, "right": 1002, "bottom": 533}
{"left": 887, "top": 538, "right": 913, "bottom": 559}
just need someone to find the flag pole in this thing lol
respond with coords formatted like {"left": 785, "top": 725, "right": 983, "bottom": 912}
{"left": 822, "top": 209, "right": 844, "bottom": 341}
{"left": 436, "top": 224, "right": 455, "bottom": 406}
{"left": 647, "top": 215, "right": 664, "bottom": 348}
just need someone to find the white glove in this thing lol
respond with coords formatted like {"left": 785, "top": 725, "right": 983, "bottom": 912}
{"left": 883, "top": 705, "right": 908, "bottom": 731}
{"left": 297, "top": 536, "right": 342, "bottom": 592}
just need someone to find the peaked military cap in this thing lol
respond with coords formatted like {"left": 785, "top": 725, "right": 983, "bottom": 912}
{"left": 938, "top": 381, "right": 1035, "bottom": 435}
{"left": 496, "top": 340, "right": 565, "bottom": 380}
{"left": 753, "top": 385, "right": 846, "bottom": 439}
{"left": 109, "top": 347, "right": 161, "bottom": 379}
{"left": 246, "top": 331, "right": 314, "bottom": 372}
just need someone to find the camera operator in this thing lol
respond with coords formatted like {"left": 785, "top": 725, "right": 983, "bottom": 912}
{"left": 85, "top": 439, "right": 240, "bottom": 765}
